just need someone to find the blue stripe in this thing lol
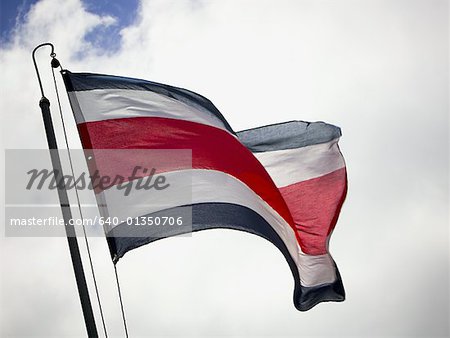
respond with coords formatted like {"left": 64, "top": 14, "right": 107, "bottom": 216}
{"left": 106, "top": 202, "right": 344, "bottom": 311}
{"left": 62, "top": 71, "right": 342, "bottom": 149}
{"left": 237, "top": 120, "right": 342, "bottom": 152}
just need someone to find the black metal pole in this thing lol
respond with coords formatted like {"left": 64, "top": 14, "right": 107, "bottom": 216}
{"left": 33, "top": 44, "right": 98, "bottom": 337}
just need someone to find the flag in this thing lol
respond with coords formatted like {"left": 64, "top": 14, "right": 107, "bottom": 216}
{"left": 62, "top": 71, "right": 347, "bottom": 311}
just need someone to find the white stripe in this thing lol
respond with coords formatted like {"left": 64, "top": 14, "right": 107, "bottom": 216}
{"left": 254, "top": 138, "right": 345, "bottom": 187}
{"left": 100, "top": 169, "right": 336, "bottom": 287}
{"left": 67, "top": 89, "right": 230, "bottom": 132}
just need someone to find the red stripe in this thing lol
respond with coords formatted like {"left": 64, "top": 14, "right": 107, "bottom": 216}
{"left": 279, "top": 167, "right": 347, "bottom": 255}
{"left": 77, "top": 116, "right": 296, "bottom": 232}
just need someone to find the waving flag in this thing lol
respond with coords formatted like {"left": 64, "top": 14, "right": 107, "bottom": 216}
{"left": 62, "top": 71, "right": 347, "bottom": 311}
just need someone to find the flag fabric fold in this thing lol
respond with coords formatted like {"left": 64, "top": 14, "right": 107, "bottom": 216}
{"left": 62, "top": 71, "right": 347, "bottom": 311}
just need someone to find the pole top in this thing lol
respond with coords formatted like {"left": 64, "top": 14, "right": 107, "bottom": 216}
{"left": 39, "top": 96, "right": 50, "bottom": 108}
{"left": 32, "top": 42, "right": 62, "bottom": 98}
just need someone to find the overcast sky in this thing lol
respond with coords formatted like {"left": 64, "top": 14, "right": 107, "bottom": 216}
{"left": 0, "top": 0, "right": 449, "bottom": 337}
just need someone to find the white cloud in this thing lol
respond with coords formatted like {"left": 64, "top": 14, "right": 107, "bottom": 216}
{"left": 1, "top": 0, "right": 448, "bottom": 336}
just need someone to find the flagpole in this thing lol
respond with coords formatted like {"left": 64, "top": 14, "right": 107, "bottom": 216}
{"left": 32, "top": 43, "right": 98, "bottom": 337}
